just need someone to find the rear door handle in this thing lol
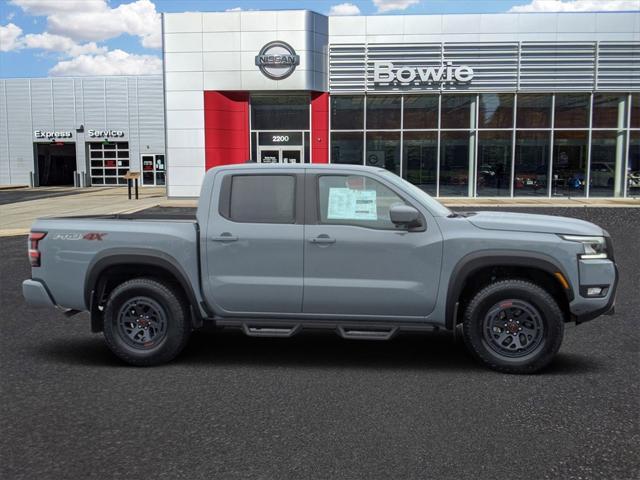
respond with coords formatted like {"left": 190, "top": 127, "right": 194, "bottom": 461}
{"left": 310, "top": 235, "right": 336, "bottom": 245}
{"left": 211, "top": 233, "right": 238, "bottom": 242}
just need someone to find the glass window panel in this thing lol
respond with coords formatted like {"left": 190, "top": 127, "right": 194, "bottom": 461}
{"left": 628, "top": 132, "right": 640, "bottom": 195}
{"left": 365, "top": 131, "right": 400, "bottom": 175}
{"left": 230, "top": 175, "right": 295, "bottom": 224}
{"left": 318, "top": 175, "right": 406, "bottom": 230}
{"left": 304, "top": 131, "right": 310, "bottom": 163}
{"left": 477, "top": 131, "right": 512, "bottom": 197}
{"left": 115, "top": 142, "right": 128, "bottom": 149}
{"left": 589, "top": 131, "right": 619, "bottom": 197}
{"left": 366, "top": 95, "right": 401, "bottom": 129}
{"left": 143, "top": 172, "right": 154, "bottom": 185}
{"left": 403, "top": 95, "right": 438, "bottom": 129}
{"left": 631, "top": 95, "right": 640, "bottom": 129}
{"left": 92, "top": 177, "right": 104, "bottom": 185}
{"left": 103, "top": 143, "right": 115, "bottom": 150}
{"left": 331, "top": 132, "right": 363, "bottom": 165}
{"left": 479, "top": 94, "right": 513, "bottom": 129}
{"left": 554, "top": 93, "right": 590, "bottom": 129}
{"left": 105, "top": 177, "right": 117, "bottom": 184}
{"left": 516, "top": 94, "right": 552, "bottom": 129}
{"left": 90, "top": 150, "right": 102, "bottom": 158}
{"left": 552, "top": 131, "right": 588, "bottom": 197}
{"left": 514, "top": 131, "right": 550, "bottom": 196}
{"left": 156, "top": 172, "right": 166, "bottom": 186}
{"left": 117, "top": 150, "right": 129, "bottom": 158}
{"left": 592, "top": 94, "right": 625, "bottom": 129}
{"left": 441, "top": 95, "right": 473, "bottom": 129}
{"left": 251, "top": 95, "right": 309, "bottom": 130}
{"left": 402, "top": 131, "right": 437, "bottom": 195}
{"left": 251, "top": 132, "right": 257, "bottom": 161}
{"left": 439, "top": 131, "right": 470, "bottom": 196}
{"left": 331, "top": 95, "right": 364, "bottom": 130}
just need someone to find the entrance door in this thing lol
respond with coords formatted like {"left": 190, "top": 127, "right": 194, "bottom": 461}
{"left": 141, "top": 154, "right": 166, "bottom": 186}
{"left": 258, "top": 147, "right": 303, "bottom": 164}
{"left": 35, "top": 142, "right": 76, "bottom": 186}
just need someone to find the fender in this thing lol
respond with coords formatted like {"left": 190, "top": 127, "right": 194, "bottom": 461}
{"left": 445, "top": 250, "right": 575, "bottom": 330}
{"left": 84, "top": 248, "right": 210, "bottom": 325}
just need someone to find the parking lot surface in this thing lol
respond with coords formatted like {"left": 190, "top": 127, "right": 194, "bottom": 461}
{"left": 1, "top": 207, "right": 638, "bottom": 480}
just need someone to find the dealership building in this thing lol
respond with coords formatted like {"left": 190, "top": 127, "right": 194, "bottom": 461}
{"left": 2, "top": 10, "right": 640, "bottom": 198}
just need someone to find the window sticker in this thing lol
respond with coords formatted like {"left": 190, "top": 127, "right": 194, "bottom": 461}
{"left": 327, "top": 188, "right": 377, "bottom": 221}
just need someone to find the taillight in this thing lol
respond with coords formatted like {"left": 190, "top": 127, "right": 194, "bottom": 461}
{"left": 28, "top": 231, "right": 47, "bottom": 267}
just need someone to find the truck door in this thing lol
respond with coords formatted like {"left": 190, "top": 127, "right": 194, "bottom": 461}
{"left": 203, "top": 170, "right": 304, "bottom": 314}
{"left": 303, "top": 172, "right": 443, "bottom": 318}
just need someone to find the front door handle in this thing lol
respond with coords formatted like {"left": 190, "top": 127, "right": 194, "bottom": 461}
{"left": 211, "top": 232, "right": 238, "bottom": 242}
{"left": 310, "top": 235, "right": 336, "bottom": 245}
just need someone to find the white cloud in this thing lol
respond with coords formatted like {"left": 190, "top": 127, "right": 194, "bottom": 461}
{"left": 225, "top": 7, "right": 243, "bottom": 11}
{"left": 0, "top": 22, "right": 22, "bottom": 51}
{"left": 510, "top": 0, "right": 640, "bottom": 12}
{"left": 49, "top": 49, "right": 162, "bottom": 76}
{"left": 373, "top": 0, "right": 420, "bottom": 12}
{"left": 11, "top": 0, "right": 161, "bottom": 49}
{"left": 329, "top": 3, "right": 362, "bottom": 15}
{"left": 23, "top": 32, "right": 106, "bottom": 56}
{"left": 10, "top": 0, "right": 105, "bottom": 15}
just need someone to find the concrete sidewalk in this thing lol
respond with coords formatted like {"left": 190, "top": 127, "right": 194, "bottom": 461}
{"left": 1, "top": 186, "right": 638, "bottom": 236}
{"left": 0, "top": 187, "right": 166, "bottom": 236}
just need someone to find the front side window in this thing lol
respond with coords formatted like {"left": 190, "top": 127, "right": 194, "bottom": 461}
{"left": 229, "top": 175, "right": 295, "bottom": 223}
{"left": 318, "top": 175, "right": 406, "bottom": 229}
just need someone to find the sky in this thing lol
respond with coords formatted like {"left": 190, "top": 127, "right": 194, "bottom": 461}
{"left": 1, "top": 0, "right": 639, "bottom": 78}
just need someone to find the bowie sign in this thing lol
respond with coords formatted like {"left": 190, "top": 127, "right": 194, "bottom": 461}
{"left": 373, "top": 61, "right": 474, "bottom": 86}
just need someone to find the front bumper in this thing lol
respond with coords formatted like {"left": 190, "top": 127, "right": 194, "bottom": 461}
{"left": 573, "top": 261, "right": 618, "bottom": 324}
{"left": 22, "top": 279, "right": 57, "bottom": 308}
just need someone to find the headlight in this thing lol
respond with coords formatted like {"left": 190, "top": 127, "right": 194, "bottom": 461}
{"left": 561, "top": 235, "right": 607, "bottom": 259}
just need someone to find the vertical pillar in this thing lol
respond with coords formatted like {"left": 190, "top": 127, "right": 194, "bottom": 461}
{"left": 311, "top": 92, "right": 329, "bottom": 163}
{"left": 468, "top": 96, "right": 477, "bottom": 197}
{"left": 614, "top": 96, "right": 626, "bottom": 197}
{"left": 204, "top": 91, "right": 250, "bottom": 170}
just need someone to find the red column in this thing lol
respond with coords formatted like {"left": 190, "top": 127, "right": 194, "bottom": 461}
{"left": 311, "top": 92, "right": 329, "bottom": 164}
{"left": 204, "top": 91, "right": 250, "bottom": 170}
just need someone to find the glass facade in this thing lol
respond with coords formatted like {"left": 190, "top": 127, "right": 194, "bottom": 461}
{"left": 328, "top": 93, "right": 639, "bottom": 197}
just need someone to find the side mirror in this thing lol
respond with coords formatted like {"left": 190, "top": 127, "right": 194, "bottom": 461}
{"left": 389, "top": 204, "right": 423, "bottom": 230}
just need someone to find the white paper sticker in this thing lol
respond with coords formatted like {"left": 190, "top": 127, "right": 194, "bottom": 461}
{"left": 327, "top": 188, "right": 377, "bottom": 221}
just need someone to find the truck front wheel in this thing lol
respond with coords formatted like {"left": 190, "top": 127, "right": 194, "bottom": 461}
{"left": 103, "top": 278, "right": 191, "bottom": 366}
{"left": 462, "top": 280, "right": 564, "bottom": 374}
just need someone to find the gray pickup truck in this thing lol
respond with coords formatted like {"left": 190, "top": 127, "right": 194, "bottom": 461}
{"left": 23, "top": 164, "right": 617, "bottom": 373}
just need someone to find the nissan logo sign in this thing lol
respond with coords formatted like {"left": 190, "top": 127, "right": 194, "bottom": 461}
{"left": 255, "top": 41, "right": 300, "bottom": 80}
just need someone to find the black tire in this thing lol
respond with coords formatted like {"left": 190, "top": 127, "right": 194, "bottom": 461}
{"left": 103, "top": 278, "right": 191, "bottom": 366}
{"left": 462, "top": 279, "right": 564, "bottom": 374}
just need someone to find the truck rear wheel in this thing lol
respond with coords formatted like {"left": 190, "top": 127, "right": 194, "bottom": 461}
{"left": 462, "top": 279, "right": 564, "bottom": 374}
{"left": 103, "top": 278, "right": 191, "bottom": 366}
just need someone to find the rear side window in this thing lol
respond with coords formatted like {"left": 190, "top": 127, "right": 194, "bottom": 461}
{"left": 228, "top": 175, "right": 295, "bottom": 223}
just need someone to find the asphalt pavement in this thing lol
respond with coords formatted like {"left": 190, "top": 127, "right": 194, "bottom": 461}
{"left": 1, "top": 207, "right": 638, "bottom": 480}
{"left": 0, "top": 187, "right": 94, "bottom": 205}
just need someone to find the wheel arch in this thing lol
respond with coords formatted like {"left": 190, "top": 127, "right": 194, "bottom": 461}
{"left": 85, "top": 249, "right": 207, "bottom": 332}
{"left": 445, "top": 251, "right": 574, "bottom": 330}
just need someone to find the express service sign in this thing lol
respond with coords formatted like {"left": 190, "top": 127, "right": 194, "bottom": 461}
{"left": 255, "top": 41, "right": 300, "bottom": 80}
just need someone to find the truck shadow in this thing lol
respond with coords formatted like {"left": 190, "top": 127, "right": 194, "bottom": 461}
{"left": 38, "top": 329, "right": 602, "bottom": 375}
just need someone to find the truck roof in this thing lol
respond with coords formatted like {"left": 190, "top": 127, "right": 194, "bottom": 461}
{"left": 209, "top": 163, "right": 389, "bottom": 174}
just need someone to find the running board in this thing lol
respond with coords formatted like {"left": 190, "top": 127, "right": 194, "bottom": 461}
{"left": 214, "top": 318, "right": 440, "bottom": 340}
{"left": 337, "top": 326, "right": 398, "bottom": 341}
{"left": 242, "top": 323, "right": 301, "bottom": 338}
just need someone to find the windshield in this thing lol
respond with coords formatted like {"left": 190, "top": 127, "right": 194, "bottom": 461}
{"left": 380, "top": 170, "right": 453, "bottom": 217}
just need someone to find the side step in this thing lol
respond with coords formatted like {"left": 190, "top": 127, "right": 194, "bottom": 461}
{"left": 337, "top": 325, "right": 398, "bottom": 341}
{"left": 242, "top": 323, "right": 301, "bottom": 338}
